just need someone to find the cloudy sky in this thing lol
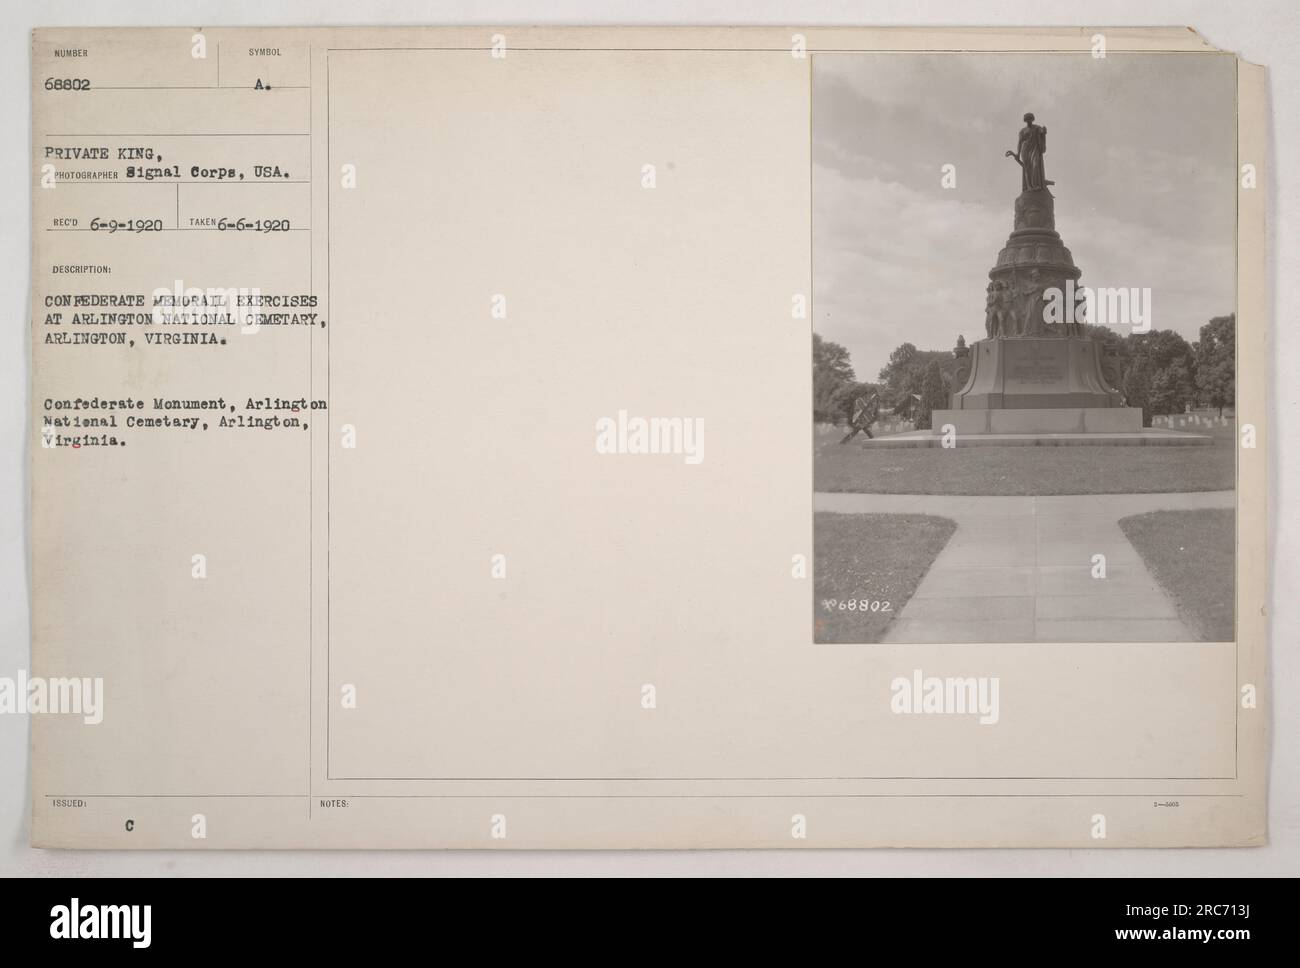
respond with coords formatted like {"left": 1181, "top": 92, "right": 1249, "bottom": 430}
{"left": 812, "top": 52, "right": 1237, "bottom": 381}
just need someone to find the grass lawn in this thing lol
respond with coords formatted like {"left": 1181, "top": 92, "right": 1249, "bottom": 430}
{"left": 814, "top": 512, "right": 956, "bottom": 644}
{"left": 815, "top": 417, "right": 1236, "bottom": 496}
{"left": 1119, "top": 508, "right": 1235, "bottom": 641}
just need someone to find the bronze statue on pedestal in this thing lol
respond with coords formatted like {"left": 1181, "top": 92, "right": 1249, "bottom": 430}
{"left": 1005, "top": 112, "right": 1053, "bottom": 191}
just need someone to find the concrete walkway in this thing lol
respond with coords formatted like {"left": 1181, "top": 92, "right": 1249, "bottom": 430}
{"left": 814, "top": 491, "right": 1235, "bottom": 643}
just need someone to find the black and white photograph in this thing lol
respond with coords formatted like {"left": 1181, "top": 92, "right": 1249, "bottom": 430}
{"left": 812, "top": 52, "right": 1239, "bottom": 644}
{"left": 0, "top": 0, "right": 1292, "bottom": 914}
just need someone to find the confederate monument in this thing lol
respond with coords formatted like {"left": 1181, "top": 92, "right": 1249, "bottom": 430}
{"left": 939, "top": 113, "right": 1140, "bottom": 435}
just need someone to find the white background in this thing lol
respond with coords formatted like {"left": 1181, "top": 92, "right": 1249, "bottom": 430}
{"left": 2, "top": 0, "right": 1295, "bottom": 876}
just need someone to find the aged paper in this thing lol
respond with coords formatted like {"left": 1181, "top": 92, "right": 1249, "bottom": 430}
{"left": 28, "top": 26, "right": 1267, "bottom": 848}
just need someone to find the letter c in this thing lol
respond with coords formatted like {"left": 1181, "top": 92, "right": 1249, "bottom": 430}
{"left": 125, "top": 819, "right": 134, "bottom": 832}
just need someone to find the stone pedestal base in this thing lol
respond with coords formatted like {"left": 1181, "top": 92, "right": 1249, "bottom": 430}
{"left": 933, "top": 407, "right": 1143, "bottom": 435}
{"left": 952, "top": 336, "right": 1122, "bottom": 410}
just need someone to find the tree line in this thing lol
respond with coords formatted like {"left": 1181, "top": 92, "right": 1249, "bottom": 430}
{"left": 814, "top": 315, "right": 1235, "bottom": 430}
